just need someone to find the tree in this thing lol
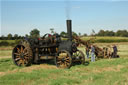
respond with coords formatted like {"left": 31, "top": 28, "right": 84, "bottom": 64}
{"left": 104, "top": 30, "right": 115, "bottom": 36}
{"left": 115, "top": 30, "right": 128, "bottom": 37}
{"left": 108, "top": 31, "right": 115, "bottom": 36}
{"left": 1, "top": 35, "right": 5, "bottom": 40}
{"left": 97, "top": 30, "right": 105, "bottom": 36}
{"left": 72, "top": 32, "right": 78, "bottom": 36}
{"left": 78, "top": 32, "right": 81, "bottom": 36}
{"left": 50, "top": 28, "right": 54, "bottom": 34}
{"left": 121, "top": 30, "right": 128, "bottom": 37}
{"left": 30, "top": 28, "right": 40, "bottom": 38}
{"left": 60, "top": 31, "right": 67, "bottom": 37}
{"left": 14, "top": 34, "right": 18, "bottom": 40}
{"left": 25, "top": 34, "right": 29, "bottom": 38}
{"left": 83, "top": 33, "right": 87, "bottom": 36}
{"left": 7, "top": 33, "right": 12, "bottom": 40}
{"left": 60, "top": 31, "right": 78, "bottom": 37}
{"left": 18, "top": 35, "right": 22, "bottom": 39}
{"left": 115, "top": 30, "right": 122, "bottom": 36}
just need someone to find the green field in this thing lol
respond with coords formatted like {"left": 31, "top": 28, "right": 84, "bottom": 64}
{"left": 0, "top": 42, "right": 128, "bottom": 85}
{"left": 81, "top": 36, "right": 128, "bottom": 43}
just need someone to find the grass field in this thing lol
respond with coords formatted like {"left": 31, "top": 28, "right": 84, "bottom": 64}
{"left": 81, "top": 36, "right": 128, "bottom": 43}
{"left": 0, "top": 42, "right": 128, "bottom": 85}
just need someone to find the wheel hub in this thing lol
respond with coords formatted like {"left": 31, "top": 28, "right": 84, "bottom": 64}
{"left": 61, "top": 58, "right": 65, "bottom": 62}
{"left": 20, "top": 53, "right": 24, "bottom": 59}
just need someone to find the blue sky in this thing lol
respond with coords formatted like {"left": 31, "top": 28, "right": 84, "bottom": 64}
{"left": 1, "top": 0, "right": 128, "bottom": 36}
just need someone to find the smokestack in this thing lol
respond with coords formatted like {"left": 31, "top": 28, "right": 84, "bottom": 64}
{"left": 66, "top": 20, "right": 72, "bottom": 41}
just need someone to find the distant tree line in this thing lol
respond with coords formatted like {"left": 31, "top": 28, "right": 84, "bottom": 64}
{"left": 0, "top": 29, "right": 40, "bottom": 40}
{"left": 60, "top": 29, "right": 128, "bottom": 37}
{"left": 0, "top": 34, "right": 24, "bottom": 40}
{"left": 95, "top": 30, "right": 128, "bottom": 37}
{"left": 0, "top": 29, "right": 128, "bottom": 40}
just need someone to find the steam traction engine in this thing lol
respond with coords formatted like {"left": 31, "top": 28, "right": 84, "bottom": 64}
{"left": 12, "top": 20, "right": 85, "bottom": 68}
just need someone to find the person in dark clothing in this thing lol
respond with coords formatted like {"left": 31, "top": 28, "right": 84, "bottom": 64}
{"left": 112, "top": 45, "right": 118, "bottom": 58}
{"left": 25, "top": 37, "right": 29, "bottom": 40}
{"left": 86, "top": 46, "right": 90, "bottom": 59}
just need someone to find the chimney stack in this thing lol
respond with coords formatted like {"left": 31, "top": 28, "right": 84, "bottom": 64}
{"left": 66, "top": 20, "right": 72, "bottom": 41}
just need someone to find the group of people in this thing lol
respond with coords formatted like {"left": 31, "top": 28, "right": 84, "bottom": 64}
{"left": 85, "top": 44, "right": 118, "bottom": 62}
{"left": 86, "top": 45, "right": 95, "bottom": 62}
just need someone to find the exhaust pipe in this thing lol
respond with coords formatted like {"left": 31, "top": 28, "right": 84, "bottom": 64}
{"left": 66, "top": 20, "right": 72, "bottom": 41}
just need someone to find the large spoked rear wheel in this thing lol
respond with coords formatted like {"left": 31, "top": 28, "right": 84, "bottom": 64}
{"left": 55, "top": 50, "right": 72, "bottom": 69}
{"left": 12, "top": 44, "right": 33, "bottom": 66}
{"left": 73, "top": 50, "right": 85, "bottom": 64}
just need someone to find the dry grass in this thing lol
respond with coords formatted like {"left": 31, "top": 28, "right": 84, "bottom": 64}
{"left": 0, "top": 64, "right": 57, "bottom": 77}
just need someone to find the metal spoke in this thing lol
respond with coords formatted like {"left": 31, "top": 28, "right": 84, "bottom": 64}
{"left": 23, "top": 48, "right": 27, "bottom": 53}
{"left": 17, "top": 47, "right": 21, "bottom": 53}
{"left": 24, "top": 56, "right": 29, "bottom": 60}
{"left": 21, "top": 46, "right": 23, "bottom": 53}
{"left": 57, "top": 61, "right": 63, "bottom": 66}
{"left": 57, "top": 58, "right": 62, "bottom": 61}
{"left": 14, "top": 53, "right": 20, "bottom": 56}
{"left": 65, "top": 59, "right": 70, "bottom": 62}
{"left": 57, "top": 61, "right": 61, "bottom": 64}
{"left": 22, "top": 59, "right": 25, "bottom": 66}
{"left": 24, "top": 59, "right": 28, "bottom": 64}
{"left": 17, "top": 60, "right": 22, "bottom": 66}
{"left": 15, "top": 58, "right": 20, "bottom": 61}
{"left": 65, "top": 62, "right": 70, "bottom": 67}
{"left": 64, "top": 57, "right": 69, "bottom": 60}
{"left": 24, "top": 52, "right": 29, "bottom": 56}
{"left": 16, "top": 55, "right": 20, "bottom": 58}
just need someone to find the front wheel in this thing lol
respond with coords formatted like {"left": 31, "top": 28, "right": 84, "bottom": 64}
{"left": 55, "top": 50, "right": 72, "bottom": 69}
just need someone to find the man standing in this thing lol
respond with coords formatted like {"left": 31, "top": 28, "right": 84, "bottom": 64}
{"left": 91, "top": 45, "right": 95, "bottom": 62}
{"left": 112, "top": 45, "right": 118, "bottom": 58}
{"left": 86, "top": 46, "right": 90, "bottom": 59}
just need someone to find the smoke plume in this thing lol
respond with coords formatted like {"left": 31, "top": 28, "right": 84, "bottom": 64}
{"left": 65, "top": 0, "right": 71, "bottom": 20}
